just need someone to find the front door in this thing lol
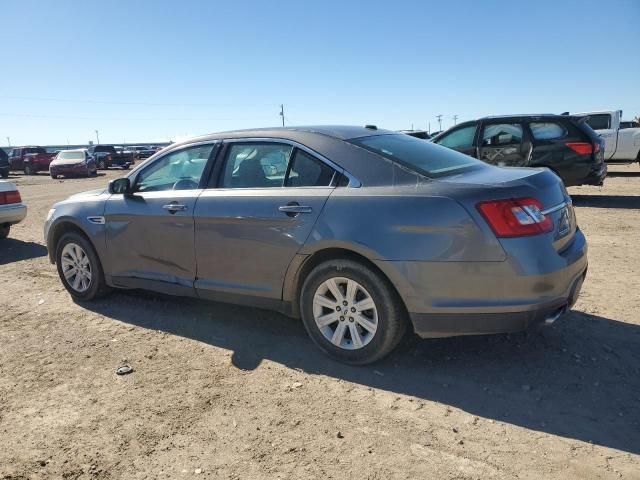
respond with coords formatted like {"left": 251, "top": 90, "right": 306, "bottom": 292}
{"left": 103, "top": 143, "right": 217, "bottom": 291}
{"left": 478, "top": 122, "right": 528, "bottom": 167}
{"left": 194, "top": 142, "right": 337, "bottom": 301}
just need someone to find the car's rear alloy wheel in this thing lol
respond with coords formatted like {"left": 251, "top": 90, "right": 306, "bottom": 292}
{"left": 56, "top": 232, "right": 110, "bottom": 301}
{"left": 98, "top": 159, "right": 106, "bottom": 169}
{"left": 24, "top": 165, "right": 34, "bottom": 175}
{"left": 313, "top": 277, "right": 378, "bottom": 350}
{"left": 301, "top": 259, "right": 406, "bottom": 365}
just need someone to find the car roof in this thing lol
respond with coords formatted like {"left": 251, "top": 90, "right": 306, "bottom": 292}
{"left": 479, "top": 114, "right": 562, "bottom": 121}
{"left": 59, "top": 148, "right": 86, "bottom": 153}
{"left": 182, "top": 125, "right": 396, "bottom": 144}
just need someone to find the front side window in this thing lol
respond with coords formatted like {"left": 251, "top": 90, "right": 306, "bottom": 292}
{"left": 436, "top": 125, "right": 476, "bottom": 150}
{"left": 529, "top": 122, "right": 567, "bottom": 140}
{"left": 221, "top": 143, "right": 293, "bottom": 188}
{"left": 586, "top": 114, "right": 611, "bottom": 130}
{"left": 482, "top": 123, "right": 523, "bottom": 146}
{"left": 286, "top": 150, "right": 335, "bottom": 187}
{"left": 351, "top": 134, "right": 479, "bottom": 177}
{"left": 135, "top": 144, "right": 214, "bottom": 192}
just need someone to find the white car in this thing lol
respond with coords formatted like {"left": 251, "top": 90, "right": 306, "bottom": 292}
{"left": 0, "top": 181, "right": 27, "bottom": 239}
{"left": 576, "top": 110, "right": 640, "bottom": 164}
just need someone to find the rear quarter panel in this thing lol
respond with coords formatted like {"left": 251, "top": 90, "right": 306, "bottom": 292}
{"left": 301, "top": 187, "right": 505, "bottom": 262}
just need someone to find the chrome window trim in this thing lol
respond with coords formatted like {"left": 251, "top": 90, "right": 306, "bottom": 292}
{"left": 220, "top": 137, "right": 362, "bottom": 188}
{"left": 126, "top": 140, "right": 222, "bottom": 188}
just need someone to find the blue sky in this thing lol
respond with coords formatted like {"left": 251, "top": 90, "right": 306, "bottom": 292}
{"left": 1, "top": 0, "right": 639, "bottom": 145}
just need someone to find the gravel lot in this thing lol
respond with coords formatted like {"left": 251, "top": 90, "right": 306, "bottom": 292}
{"left": 1, "top": 165, "right": 639, "bottom": 479}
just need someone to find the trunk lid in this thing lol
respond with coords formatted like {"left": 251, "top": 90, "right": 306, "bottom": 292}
{"left": 437, "top": 164, "right": 575, "bottom": 251}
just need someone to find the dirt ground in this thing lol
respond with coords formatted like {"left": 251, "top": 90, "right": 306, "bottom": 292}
{"left": 1, "top": 164, "right": 639, "bottom": 480}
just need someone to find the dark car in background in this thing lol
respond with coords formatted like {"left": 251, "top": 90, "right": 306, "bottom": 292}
{"left": 0, "top": 149, "right": 9, "bottom": 178}
{"left": 49, "top": 149, "right": 98, "bottom": 179}
{"left": 431, "top": 114, "right": 606, "bottom": 186}
{"left": 88, "top": 145, "right": 132, "bottom": 170}
{"left": 130, "top": 145, "right": 156, "bottom": 160}
{"left": 399, "top": 130, "right": 431, "bottom": 140}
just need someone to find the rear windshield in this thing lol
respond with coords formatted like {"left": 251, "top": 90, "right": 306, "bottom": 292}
{"left": 58, "top": 151, "right": 85, "bottom": 160}
{"left": 25, "top": 147, "right": 46, "bottom": 154}
{"left": 350, "top": 134, "right": 479, "bottom": 177}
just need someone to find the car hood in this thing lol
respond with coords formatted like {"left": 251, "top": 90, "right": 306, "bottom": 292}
{"left": 51, "top": 159, "right": 86, "bottom": 166}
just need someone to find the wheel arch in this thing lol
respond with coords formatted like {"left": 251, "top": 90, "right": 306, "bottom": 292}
{"left": 48, "top": 219, "right": 99, "bottom": 265}
{"left": 285, "top": 247, "right": 410, "bottom": 320}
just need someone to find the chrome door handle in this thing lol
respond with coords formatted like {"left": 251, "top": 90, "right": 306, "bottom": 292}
{"left": 163, "top": 202, "right": 188, "bottom": 213}
{"left": 279, "top": 204, "right": 312, "bottom": 215}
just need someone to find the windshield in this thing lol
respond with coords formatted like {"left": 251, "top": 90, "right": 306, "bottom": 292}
{"left": 58, "top": 151, "right": 85, "bottom": 160}
{"left": 350, "top": 134, "right": 479, "bottom": 177}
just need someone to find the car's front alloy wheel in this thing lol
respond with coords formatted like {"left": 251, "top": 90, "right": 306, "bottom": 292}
{"left": 60, "top": 243, "right": 92, "bottom": 293}
{"left": 301, "top": 259, "right": 406, "bottom": 365}
{"left": 56, "top": 232, "right": 110, "bottom": 301}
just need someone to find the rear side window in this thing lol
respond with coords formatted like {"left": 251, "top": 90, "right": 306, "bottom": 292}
{"left": 586, "top": 114, "right": 611, "bottom": 130}
{"left": 482, "top": 124, "right": 523, "bottom": 146}
{"left": 351, "top": 134, "right": 478, "bottom": 177}
{"left": 529, "top": 122, "right": 567, "bottom": 140}
{"left": 286, "top": 150, "right": 335, "bottom": 187}
{"left": 221, "top": 143, "right": 293, "bottom": 188}
{"left": 436, "top": 125, "right": 476, "bottom": 149}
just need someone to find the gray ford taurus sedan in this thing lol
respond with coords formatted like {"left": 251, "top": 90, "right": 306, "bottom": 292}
{"left": 45, "top": 126, "right": 587, "bottom": 364}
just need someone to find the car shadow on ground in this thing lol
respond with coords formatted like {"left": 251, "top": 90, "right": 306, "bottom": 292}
{"left": 0, "top": 239, "right": 48, "bottom": 265}
{"left": 607, "top": 170, "right": 640, "bottom": 178}
{"left": 572, "top": 194, "right": 640, "bottom": 209}
{"left": 81, "top": 290, "right": 640, "bottom": 455}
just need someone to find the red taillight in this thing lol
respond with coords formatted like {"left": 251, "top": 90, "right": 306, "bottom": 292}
{"left": 477, "top": 197, "right": 553, "bottom": 237}
{"left": 0, "top": 190, "right": 21, "bottom": 205}
{"left": 107, "top": 155, "right": 112, "bottom": 161}
{"left": 566, "top": 142, "right": 593, "bottom": 155}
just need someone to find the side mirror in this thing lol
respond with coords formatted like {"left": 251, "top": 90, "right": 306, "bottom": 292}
{"left": 108, "top": 177, "right": 132, "bottom": 195}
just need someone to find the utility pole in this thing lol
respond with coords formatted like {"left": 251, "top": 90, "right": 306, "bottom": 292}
{"left": 453, "top": 115, "right": 458, "bottom": 125}
{"left": 5, "top": 137, "right": 10, "bottom": 147}
{"left": 428, "top": 122, "right": 431, "bottom": 133}
{"left": 279, "top": 104, "right": 285, "bottom": 127}
{"left": 95, "top": 130, "right": 100, "bottom": 144}
{"left": 436, "top": 114, "right": 443, "bottom": 132}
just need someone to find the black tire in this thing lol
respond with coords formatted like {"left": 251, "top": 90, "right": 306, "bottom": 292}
{"left": 0, "top": 171, "right": 8, "bottom": 179}
{"left": 51, "top": 174, "right": 58, "bottom": 179}
{"left": 122, "top": 164, "right": 130, "bottom": 170}
{"left": 300, "top": 259, "right": 407, "bottom": 365}
{"left": 98, "top": 159, "right": 106, "bottom": 170}
{"left": 0, "top": 224, "right": 9, "bottom": 239}
{"left": 24, "top": 164, "right": 35, "bottom": 175}
{"left": 55, "top": 231, "right": 111, "bottom": 301}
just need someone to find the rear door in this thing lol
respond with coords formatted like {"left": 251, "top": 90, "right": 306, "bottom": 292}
{"left": 193, "top": 141, "right": 337, "bottom": 301}
{"left": 104, "top": 142, "right": 218, "bottom": 291}
{"left": 478, "top": 121, "right": 529, "bottom": 167}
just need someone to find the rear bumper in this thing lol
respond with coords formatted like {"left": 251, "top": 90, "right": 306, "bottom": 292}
{"left": 0, "top": 203, "right": 27, "bottom": 225}
{"left": 583, "top": 162, "right": 607, "bottom": 186}
{"left": 375, "top": 228, "right": 588, "bottom": 338}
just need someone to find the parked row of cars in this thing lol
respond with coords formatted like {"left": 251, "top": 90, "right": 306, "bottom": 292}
{"left": 0, "top": 144, "right": 163, "bottom": 179}
{"left": 4, "top": 109, "right": 638, "bottom": 364}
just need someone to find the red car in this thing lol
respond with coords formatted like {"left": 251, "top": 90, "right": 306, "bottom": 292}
{"left": 8, "top": 146, "right": 56, "bottom": 175}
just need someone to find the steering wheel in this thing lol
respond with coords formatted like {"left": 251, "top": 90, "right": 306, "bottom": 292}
{"left": 172, "top": 178, "right": 199, "bottom": 190}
